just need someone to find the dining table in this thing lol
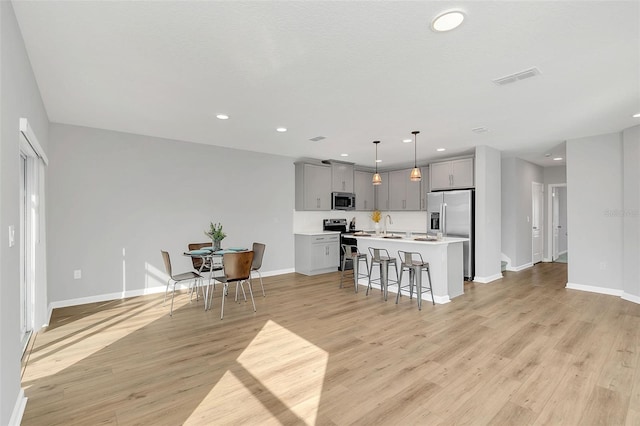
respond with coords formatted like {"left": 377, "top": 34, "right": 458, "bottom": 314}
{"left": 183, "top": 246, "right": 249, "bottom": 311}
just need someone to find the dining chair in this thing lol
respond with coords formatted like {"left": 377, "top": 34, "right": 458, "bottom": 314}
{"left": 188, "top": 242, "right": 223, "bottom": 289}
{"left": 251, "top": 242, "right": 266, "bottom": 296}
{"left": 160, "top": 250, "right": 203, "bottom": 316}
{"left": 211, "top": 251, "right": 255, "bottom": 319}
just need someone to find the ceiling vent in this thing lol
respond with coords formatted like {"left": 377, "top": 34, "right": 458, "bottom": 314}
{"left": 493, "top": 67, "right": 540, "bottom": 86}
{"left": 309, "top": 136, "right": 326, "bottom": 142}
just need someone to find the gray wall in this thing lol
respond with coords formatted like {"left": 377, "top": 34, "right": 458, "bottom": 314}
{"left": 48, "top": 124, "right": 295, "bottom": 303}
{"left": 566, "top": 132, "right": 623, "bottom": 291}
{"left": 557, "top": 187, "right": 568, "bottom": 254}
{"left": 501, "top": 157, "right": 543, "bottom": 269}
{"left": 474, "top": 146, "right": 502, "bottom": 281}
{"left": 0, "top": 2, "right": 50, "bottom": 423}
{"left": 622, "top": 125, "right": 640, "bottom": 299}
{"left": 501, "top": 158, "right": 517, "bottom": 267}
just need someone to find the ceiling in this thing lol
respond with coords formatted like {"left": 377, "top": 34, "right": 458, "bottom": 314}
{"left": 11, "top": 1, "right": 640, "bottom": 169}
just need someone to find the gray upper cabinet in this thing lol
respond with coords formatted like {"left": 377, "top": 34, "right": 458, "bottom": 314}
{"left": 354, "top": 170, "right": 375, "bottom": 211}
{"left": 420, "top": 166, "right": 430, "bottom": 210}
{"left": 375, "top": 172, "right": 389, "bottom": 211}
{"left": 388, "top": 169, "right": 421, "bottom": 211}
{"left": 429, "top": 158, "right": 474, "bottom": 190}
{"left": 330, "top": 162, "right": 354, "bottom": 193}
{"left": 295, "top": 163, "right": 331, "bottom": 210}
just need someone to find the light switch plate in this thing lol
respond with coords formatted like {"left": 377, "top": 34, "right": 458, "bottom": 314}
{"left": 74, "top": 269, "right": 82, "bottom": 279}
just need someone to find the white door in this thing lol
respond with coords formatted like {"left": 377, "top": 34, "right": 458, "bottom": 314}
{"left": 552, "top": 187, "right": 560, "bottom": 261}
{"left": 532, "top": 182, "right": 543, "bottom": 264}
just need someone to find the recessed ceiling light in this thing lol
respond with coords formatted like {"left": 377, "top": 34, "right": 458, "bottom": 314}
{"left": 402, "top": 139, "right": 412, "bottom": 143}
{"left": 216, "top": 114, "right": 229, "bottom": 120}
{"left": 553, "top": 157, "right": 563, "bottom": 161}
{"left": 432, "top": 10, "right": 465, "bottom": 32}
{"left": 340, "top": 153, "right": 348, "bottom": 157}
{"left": 376, "top": 159, "right": 382, "bottom": 163}
{"left": 437, "top": 148, "right": 446, "bottom": 152}
{"left": 633, "top": 113, "right": 640, "bottom": 118}
{"left": 276, "top": 127, "right": 287, "bottom": 132}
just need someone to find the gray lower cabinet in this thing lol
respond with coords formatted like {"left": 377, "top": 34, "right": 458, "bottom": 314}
{"left": 295, "top": 233, "right": 340, "bottom": 275}
{"left": 388, "top": 169, "right": 421, "bottom": 211}
{"left": 295, "top": 163, "right": 331, "bottom": 211}
{"left": 354, "top": 170, "right": 375, "bottom": 211}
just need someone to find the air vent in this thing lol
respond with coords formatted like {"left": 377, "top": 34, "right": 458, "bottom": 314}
{"left": 493, "top": 67, "right": 540, "bottom": 86}
{"left": 309, "top": 136, "right": 326, "bottom": 142}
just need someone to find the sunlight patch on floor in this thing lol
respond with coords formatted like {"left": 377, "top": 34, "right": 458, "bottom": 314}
{"left": 23, "top": 296, "right": 188, "bottom": 381}
{"left": 188, "top": 320, "right": 328, "bottom": 425}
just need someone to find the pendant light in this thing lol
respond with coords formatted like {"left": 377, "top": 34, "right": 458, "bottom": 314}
{"left": 372, "top": 141, "right": 382, "bottom": 185}
{"left": 409, "top": 131, "right": 422, "bottom": 181}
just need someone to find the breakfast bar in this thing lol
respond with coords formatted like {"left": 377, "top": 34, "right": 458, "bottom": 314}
{"left": 353, "top": 234, "right": 467, "bottom": 304}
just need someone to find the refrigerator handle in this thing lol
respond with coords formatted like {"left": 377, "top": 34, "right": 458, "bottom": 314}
{"left": 442, "top": 203, "right": 447, "bottom": 236}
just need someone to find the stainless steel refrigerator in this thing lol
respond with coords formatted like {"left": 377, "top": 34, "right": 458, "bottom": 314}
{"left": 426, "top": 190, "right": 474, "bottom": 280}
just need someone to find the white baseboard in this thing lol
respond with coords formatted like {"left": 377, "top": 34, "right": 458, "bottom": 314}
{"left": 473, "top": 273, "right": 503, "bottom": 283}
{"left": 48, "top": 269, "right": 295, "bottom": 312}
{"left": 566, "top": 282, "right": 623, "bottom": 297}
{"left": 506, "top": 262, "right": 533, "bottom": 272}
{"left": 9, "top": 389, "right": 27, "bottom": 426}
{"left": 260, "top": 268, "right": 295, "bottom": 277}
{"left": 622, "top": 292, "right": 640, "bottom": 304}
{"left": 542, "top": 258, "right": 552, "bottom": 263}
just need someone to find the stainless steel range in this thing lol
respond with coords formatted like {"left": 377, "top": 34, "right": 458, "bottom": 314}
{"left": 323, "top": 218, "right": 360, "bottom": 271}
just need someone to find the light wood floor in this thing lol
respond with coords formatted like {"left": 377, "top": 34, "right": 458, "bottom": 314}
{"left": 21, "top": 263, "right": 640, "bottom": 425}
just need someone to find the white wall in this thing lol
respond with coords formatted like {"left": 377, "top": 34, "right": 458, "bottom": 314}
{"left": 622, "top": 125, "right": 640, "bottom": 301}
{"left": 474, "top": 146, "right": 502, "bottom": 282}
{"left": 501, "top": 157, "right": 543, "bottom": 269}
{"left": 47, "top": 124, "right": 295, "bottom": 305}
{"left": 0, "top": 2, "right": 50, "bottom": 424}
{"left": 566, "top": 132, "right": 623, "bottom": 293}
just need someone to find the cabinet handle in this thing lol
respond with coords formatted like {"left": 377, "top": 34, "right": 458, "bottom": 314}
{"left": 364, "top": 200, "right": 367, "bottom": 209}
{"left": 317, "top": 198, "right": 320, "bottom": 208}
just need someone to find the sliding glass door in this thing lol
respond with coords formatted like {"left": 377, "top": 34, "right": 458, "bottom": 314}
{"left": 19, "top": 150, "right": 33, "bottom": 352}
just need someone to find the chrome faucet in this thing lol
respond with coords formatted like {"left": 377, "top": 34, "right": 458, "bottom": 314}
{"left": 384, "top": 214, "right": 393, "bottom": 235}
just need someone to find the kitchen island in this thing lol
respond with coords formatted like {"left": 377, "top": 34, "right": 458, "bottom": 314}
{"left": 353, "top": 234, "right": 467, "bottom": 304}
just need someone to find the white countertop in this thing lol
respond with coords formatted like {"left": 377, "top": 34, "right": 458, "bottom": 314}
{"left": 294, "top": 231, "right": 341, "bottom": 236}
{"left": 353, "top": 234, "right": 468, "bottom": 245}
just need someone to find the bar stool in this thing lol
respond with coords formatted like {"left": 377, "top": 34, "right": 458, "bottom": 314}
{"left": 397, "top": 251, "right": 435, "bottom": 310}
{"left": 340, "top": 244, "right": 369, "bottom": 293}
{"left": 367, "top": 247, "right": 399, "bottom": 301}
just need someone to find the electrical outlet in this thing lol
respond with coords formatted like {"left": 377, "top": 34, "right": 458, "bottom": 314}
{"left": 599, "top": 262, "right": 606, "bottom": 271}
{"left": 74, "top": 269, "right": 82, "bottom": 279}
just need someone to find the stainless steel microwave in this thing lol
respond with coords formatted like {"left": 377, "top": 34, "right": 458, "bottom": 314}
{"left": 332, "top": 192, "right": 356, "bottom": 210}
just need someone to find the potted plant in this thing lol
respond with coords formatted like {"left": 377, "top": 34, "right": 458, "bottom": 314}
{"left": 371, "top": 210, "right": 381, "bottom": 235}
{"left": 205, "top": 222, "right": 226, "bottom": 250}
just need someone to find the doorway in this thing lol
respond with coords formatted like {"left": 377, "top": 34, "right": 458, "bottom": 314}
{"left": 532, "top": 182, "right": 544, "bottom": 264}
{"left": 551, "top": 185, "right": 568, "bottom": 263}
{"left": 18, "top": 119, "right": 48, "bottom": 354}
